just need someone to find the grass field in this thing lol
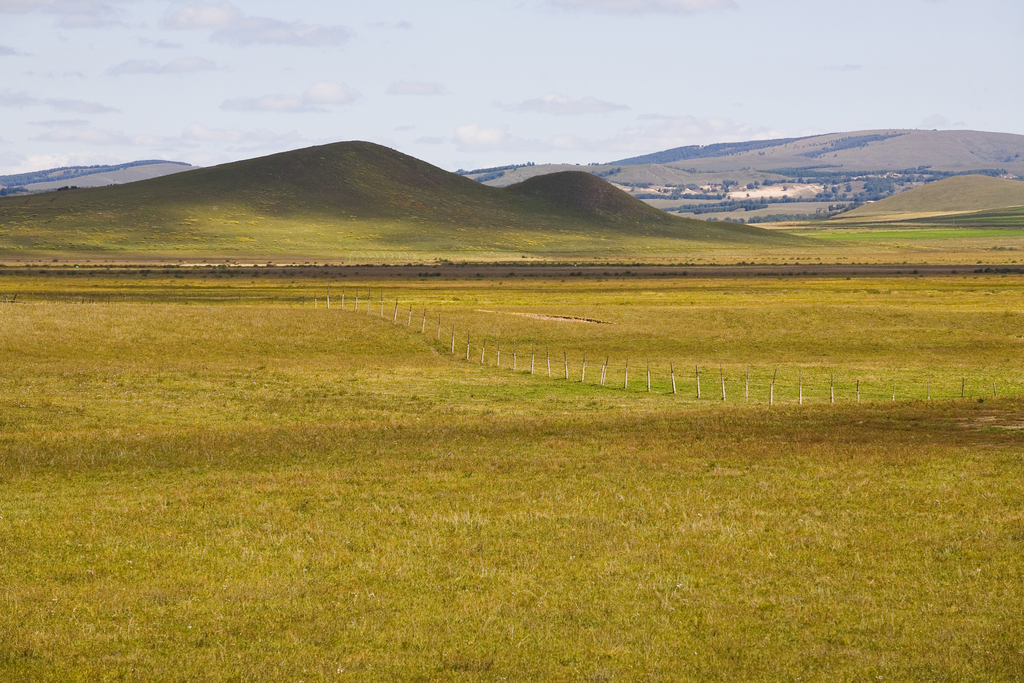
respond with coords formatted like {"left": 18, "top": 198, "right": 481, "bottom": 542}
{"left": 2, "top": 273, "right": 1024, "bottom": 681}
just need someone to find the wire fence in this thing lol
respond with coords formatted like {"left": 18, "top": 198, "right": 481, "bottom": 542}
{"left": 7, "top": 285, "right": 1018, "bottom": 404}
{"left": 324, "top": 285, "right": 1022, "bottom": 405}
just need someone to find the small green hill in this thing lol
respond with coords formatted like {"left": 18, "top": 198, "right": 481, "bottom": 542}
{"left": 0, "top": 141, "right": 796, "bottom": 259}
{"left": 507, "top": 171, "right": 677, "bottom": 224}
{"left": 834, "top": 175, "right": 1024, "bottom": 222}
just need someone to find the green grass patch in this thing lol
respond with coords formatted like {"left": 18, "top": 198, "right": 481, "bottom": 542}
{"left": 806, "top": 228, "right": 1024, "bottom": 241}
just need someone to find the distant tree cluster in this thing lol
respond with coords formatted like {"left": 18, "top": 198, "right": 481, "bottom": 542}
{"left": 798, "top": 133, "right": 907, "bottom": 158}
{"left": 457, "top": 162, "right": 535, "bottom": 177}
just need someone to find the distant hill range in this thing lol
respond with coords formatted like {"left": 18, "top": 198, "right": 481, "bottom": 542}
{"left": 464, "top": 129, "right": 1024, "bottom": 224}
{"left": 0, "top": 160, "right": 194, "bottom": 194}
{"left": 607, "top": 129, "right": 1024, "bottom": 172}
{"left": 0, "top": 141, "right": 794, "bottom": 259}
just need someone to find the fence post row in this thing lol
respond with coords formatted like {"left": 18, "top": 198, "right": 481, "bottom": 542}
{"left": 333, "top": 293, "right": 1014, "bottom": 405}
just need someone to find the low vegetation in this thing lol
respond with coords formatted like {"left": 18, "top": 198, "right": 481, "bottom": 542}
{"left": 2, "top": 273, "right": 1023, "bottom": 680}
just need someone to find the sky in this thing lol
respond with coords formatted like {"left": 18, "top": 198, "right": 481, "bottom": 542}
{"left": 1, "top": 0, "right": 1022, "bottom": 176}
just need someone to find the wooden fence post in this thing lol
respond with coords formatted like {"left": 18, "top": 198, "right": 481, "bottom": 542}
{"left": 466, "top": 330, "right": 471, "bottom": 361}
{"left": 408, "top": 305, "right": 413, "bottom": 326}
{"left": 624, "top": 357, "right": 629, "bottom": 390}
{"left": 770, "top": 369, "right": 777, "bottom": 406}
{"left": 451, "top": 324, "right": 456, "bottom": 355}
{"left": 496, "top": 341, "right": 501, "bottom": 368}
{"left": 422, "top": 309, "right": 427, "bottom": 334}
{"left": 581, "top": 351, "right": 587, "bottom": 383}
{"left": 647, "top": 360, "right": 651, "bottom": 392}
{"left": 379, "top": 290, "right": 384, "bottom": 317}
{"left": 720, "top": 365, "right": 726, "bottom": 402}
{"left": 798, "top": 369, "right": 803, "bottom": 405}
{"left": 547, "top": 345, "right": 551, "bottom": 377}
{"left": 437, "top": 314, "right": 442, "bottom": 340}
{"left": 962, "top": 377, "right": 966, "bottom": 398}
{"left": 601, "top": 356, "right": 608, "bottom": 387}
{"left": 480, "top": 339, "right": 486, "bottom": 365}
{"left": 393, "top": 300, "right": 399, "bottom": 323}
{"left": 830, "top": 372, "right": 835, "bottom": 404}
{"left": 355, "top": 289, "right": 359, "bottom": 312}
{"left": 564, "top": 349, "right": 568, "bottom": 380}
{"left": 531, "top": 345, "right": 535, "bottom": 375}
{"left": 670, "top": 361, "right": 677, "bottom": 394}
{"left": 695, "top": 365, "right": 701, "bottom": 399}
{"left": 327, "top": 285, "right": 330, "bottom": 309}
{"left": 342, "top": 286, "right": 346, "bottom": 309}
{"left": 745, "top": 366, "right": 749, "bottom": 403}
{"left": 856, "top": 379, "right": 860, "bottom": 403}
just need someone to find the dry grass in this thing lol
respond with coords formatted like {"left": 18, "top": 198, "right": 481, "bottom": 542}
{"left": 2, "top": 275, "right": 1023, "bottom": 681}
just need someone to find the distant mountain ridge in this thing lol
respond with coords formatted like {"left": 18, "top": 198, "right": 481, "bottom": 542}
{"left": 608, "top": 129, "right": 1024, "bottom": 174}
{"left": 610, "top": 137, "right": 812, "bottom": 165}
{"left": 0, "top": 159, "right": 192, "bottom": 189}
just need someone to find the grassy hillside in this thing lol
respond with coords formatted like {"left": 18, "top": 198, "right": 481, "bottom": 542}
{"left": 834, "top": 174, "right": 1024, "bottom": 221}
{"left": 0, "top": 141, "right": 795, "bottom": 260}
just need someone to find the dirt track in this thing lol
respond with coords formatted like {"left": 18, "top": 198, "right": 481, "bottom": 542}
{"left": 0, "top": 262, "right": 1020, "bottom": 281}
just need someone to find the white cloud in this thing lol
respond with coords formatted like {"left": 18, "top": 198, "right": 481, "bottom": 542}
{"left": 601, "top": 114, "right": 780, "bottom": 154}
{"left": 213, "top": 17, "right": 351, "bottom": 46}
{"left": 139, "top": 38, "right": 184, "bottom": 49}
{"left": 221, "top": 94, "right": 306, "bottom": 113}
{"left": 302, "top": 81, "right": 358, "bottom": 105}
{"left": 0, "top": 90, "right": 37, "bottom": 107}
{"left": 107, "top": 57, "right": 217, "bottom": 75}
{"left": 164, "top": 3, "right": 352, "bottom": 46}
{"left": 29, "top": 118, "right": 89, "bottom": 126}
{"left": 0, "top": 91, "right": 116, "bottom": 113}
{"left": 31, "top": 126, "right": 129, "bottom": 145}
{"left": 181, "top": 122, "right": 304, "bottom": 148}
{"left": 455, "top": 124, "right": 508, "bottom": 149}
{"left": 162, "top": 3, "right": 238, "bottom": 29}
{"left": 221, "top": 82, "right": 359, "bottom": 112}
{"left": 0, "top": 0, "right": 130, "bottom": 27}
{"left": 1, "top": 152, "right": 112, "bottom": 175}
{"left": 501, "top": 92, "right": 628, "bottom": 115}
{"left": 45, "top": 98, "right": 117, "bottom": 113}
{"left": 0, "top": 44, "right": 17, "bottom": 55}
{"left": 387, "top": 81, "right": 446, "bottom": 96}
{"left": 549, "top": 0, "right": 735, "bottom": 14}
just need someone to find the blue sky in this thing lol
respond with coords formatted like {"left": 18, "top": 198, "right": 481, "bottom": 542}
{"left": 1, "top": 0, "right": 1021, "bottom": 175}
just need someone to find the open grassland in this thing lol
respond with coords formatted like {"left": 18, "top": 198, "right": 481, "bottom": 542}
{"left": 2, "top": 275, "right": 1024, "bottom": 681}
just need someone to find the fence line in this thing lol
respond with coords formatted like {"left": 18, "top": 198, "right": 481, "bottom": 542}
{"left": 316, "top": 287, "right": 1022, "bottom": 405}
